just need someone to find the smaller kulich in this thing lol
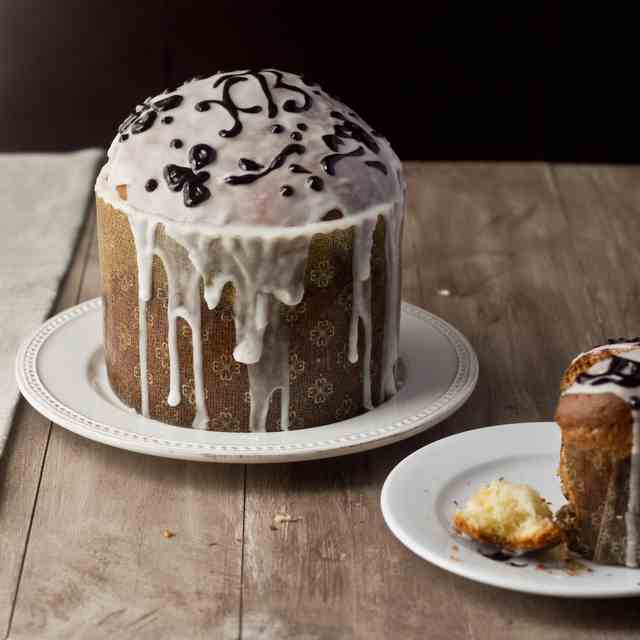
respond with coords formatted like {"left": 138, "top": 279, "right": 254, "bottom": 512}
{"left": 94, "top": 69, "right": 406, "bottom": 433}
{"left": 555, "top": 339, "right": 640, "bottom": 566}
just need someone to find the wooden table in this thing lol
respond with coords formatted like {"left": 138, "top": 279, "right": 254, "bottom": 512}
{"left": 2, "top": 162, "right": 640, "bottom": 639}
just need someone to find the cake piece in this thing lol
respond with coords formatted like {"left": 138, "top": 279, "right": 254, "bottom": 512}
{"left": 452, "top": 479, "right": 561, "bottom": 553}
{"left": 555, "top": 339, "right": 640, "bottom": 566}
{"left": 95, "top": 69, "right": 405, "bottom": 432}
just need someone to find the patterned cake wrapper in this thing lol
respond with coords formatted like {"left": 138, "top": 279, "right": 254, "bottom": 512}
{"left": 96, "top": 197, "right": 396, "bottom": 431}
{"left": 559, "top": 440, "right": 638, "bottom": 565}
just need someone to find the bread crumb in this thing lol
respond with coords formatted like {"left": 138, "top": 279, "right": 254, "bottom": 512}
{"left": 270, "top": 511, "right": 303, "bottom": 530}
{"left": 162, "top": 529, "right": 176, "bottom": 539}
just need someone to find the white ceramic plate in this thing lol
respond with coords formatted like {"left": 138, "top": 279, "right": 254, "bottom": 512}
{"left": 15, "top": 298, "right": 477, "bottom": 463}
{"left": 381, "top": 422, "right": 640, "bottom": 598}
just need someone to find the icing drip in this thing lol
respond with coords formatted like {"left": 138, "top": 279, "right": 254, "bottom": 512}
{"left": 349, "top": 217, "right": 376, "bottom": 410}
{"left": 118, "top": 199, "right": 404, "bottom": 432}
{"left": 128, "top": 218, "right": 158, "bottom": 417}
{"left": 247, "top": 304, "right": 290, "bottom": 432}
{"left": 379, "top": 203, "right": 404, "bottom": 403}
{"left": 565, "top": 352, "right": 640, "bottom": 567}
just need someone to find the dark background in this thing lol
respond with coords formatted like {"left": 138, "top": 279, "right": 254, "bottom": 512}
{"left": 0, "top": 1, "right": 613, "bottom": 162}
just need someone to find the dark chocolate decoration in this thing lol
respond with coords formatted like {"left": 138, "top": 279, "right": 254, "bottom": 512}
{"left": 130, "top": 109, "right": 157, "bottom": 134}
{"left": 322, "top": 134, "right": 344, "bottom": 153}
{"left": 145, "top": 179, "right": 158, "bottom": 192}
{"left": 224, "top": 143, "right": 306, "bottom": 185}
{"left": 189, "top": 144, "right": 216, "bottom": 171}
{"left": 118, "top": 93, "right": 183, "bottom": 137}
{"left": 289, "top": 164, "right": 311, "bottom": 174}
{"left": 577, "top": 355, "right": 640, "bottom": 389}
{"left": 306, "top": 176, "right": 324, "bottom": 191}
{"left": 152, "top": 95, "right": 184, "bottom": 111}
{"left": 331, "top": 111, "right": 379, "bottom": 153}
{"left": 119, "top": 133, "right": 129, "bottom": 142}
{"left": 365, "top": 160, "right": 388, "bottom": 175}
{"left": 239, "top": 158, "right": 264, "bottom": 171}
{"left": 297, "top": 123, "right": 308, "bottom": 131}
{"left": 170, "top": 138, "right": 183, "bottom": 149}
{"left": 290, "top": 131, "right": 303, "bottom": 141}
{"left": 313, "top": 90, "right": 322, "bottom": 96}
{"left": 163, "top": 164, "right": 211, "bottom": 207}
{"left": 280, "top": 185, "right": 294, "bottom": 197}
{"left": 321, "top": 146, "right": 365, "bottom": 176}
{"left": 195, "top": 76, "right": 262, "bottom": 138}
{"left": 196, "top": 69, "right": 312, "bottom": 139}
{"left": 321, "top": 209, "right": 343, "bottom": 222}
{"left": 271, "top": 124, "right": 284, "bottom": 134}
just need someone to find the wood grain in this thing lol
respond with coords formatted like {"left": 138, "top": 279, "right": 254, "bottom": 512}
{"left": 7, "top": 213, "right": 246, "bottom": 640}
{"left": 0, "top": 206, "right": 95, "bottom": 639}
{"left": 6, "top": 163, "right": 640, "bottom": 638}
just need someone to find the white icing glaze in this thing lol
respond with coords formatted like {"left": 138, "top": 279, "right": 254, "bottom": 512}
{"left": 97, "top": 69, "right": 406, "bottom": 434}
{"left": 98, "top": 69, "right": 402, "bottom": 230}
{"left": 564, "top": 349, "right": 640, "bottom": 566}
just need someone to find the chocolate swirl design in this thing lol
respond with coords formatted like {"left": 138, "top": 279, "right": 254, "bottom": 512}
{"left": 577, "top": 356, "right": 640, "bottom": 388}
{"left": 224, "top": 144, "right": 306, "bottom": 186}
{"left": 195, "top": 69, "right": 313, "bottom": 139}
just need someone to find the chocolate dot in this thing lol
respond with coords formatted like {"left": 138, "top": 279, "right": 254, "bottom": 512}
{"left": 170, "top": 138, "right": 183, "bottom": 149}
{"left": 290, "top": 131, "right": 303, "bottom": 141}
{"left": 195, "top": 101, "right": 211, "bottom": 112}
{"left": 280, "top": 185, "right": 294, "bottom": 197}
{"left": 321, "top": 209, "right": 343, "bottom": 222}
{"left": 313, "top": 90, "right": 322, "bottom": 95}
{"left": 119, "top": 133, "right": 129, "bottom": 142}
{"left": 161, "top": 116, "right": 174, "bottom": 124}
{"left": 297, "top": 123, "right": 308, "bottom": 131}
{"left": 271, "top": 124, "right": 284, "bottom": 134}
{"left": 306, "top": 176, "right": 324, "bottom": 192}
{"left": 145, "top": 179, "right": 158, "bottom": 192}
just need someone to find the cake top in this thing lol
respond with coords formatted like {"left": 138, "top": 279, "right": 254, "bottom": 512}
{"left": 96, "top": 69, "right": 404, "bottom": 230}
{"left": 562, "top": 340, "right": 640, "bottom": 404}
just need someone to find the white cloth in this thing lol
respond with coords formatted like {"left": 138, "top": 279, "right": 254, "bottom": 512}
{"left": 0, "top": 149, "right": 103, "bottom": 456}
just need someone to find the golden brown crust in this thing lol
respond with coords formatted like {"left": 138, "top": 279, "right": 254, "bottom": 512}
{"left": 451, "top": 513, "right": 562, "bottom": 552}
{"left": 96, "top": 197, "right": 392, "bottom": 431}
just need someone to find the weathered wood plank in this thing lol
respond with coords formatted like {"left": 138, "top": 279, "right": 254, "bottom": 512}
{"left": 0, "top": 207, "right": 96, "bottom": 639}
{"left": 239, "top": 163, "right": 640, "bottom": 639}
{"left": 8, "top": 215, "right": 246, "bottom": 639}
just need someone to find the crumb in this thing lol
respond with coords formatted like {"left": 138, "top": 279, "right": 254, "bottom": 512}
{"left": 162, "top": 529, "right": 176, "bottom": 539}
{"left": 451, "top": 544, "right": 459, "bottom": 552}
{"left": 270, "top": 512, "right": 303, "bottom": 530}
{"left": 208, "top": 542, "right": 218, "bottom": 547}
{"left": 437, "top": 288, "right": 451, "bottom": 297}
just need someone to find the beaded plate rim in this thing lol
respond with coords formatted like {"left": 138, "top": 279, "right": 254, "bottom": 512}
{"left": 16, "top": 298, "right": 478, "bottom": 463}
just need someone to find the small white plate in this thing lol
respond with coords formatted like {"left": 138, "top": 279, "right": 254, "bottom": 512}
{"left": 15, "top": 298, "right": 477, "bottom": 463}
{"left": 381, "top": 422, "right": 640, "bottom": 598}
